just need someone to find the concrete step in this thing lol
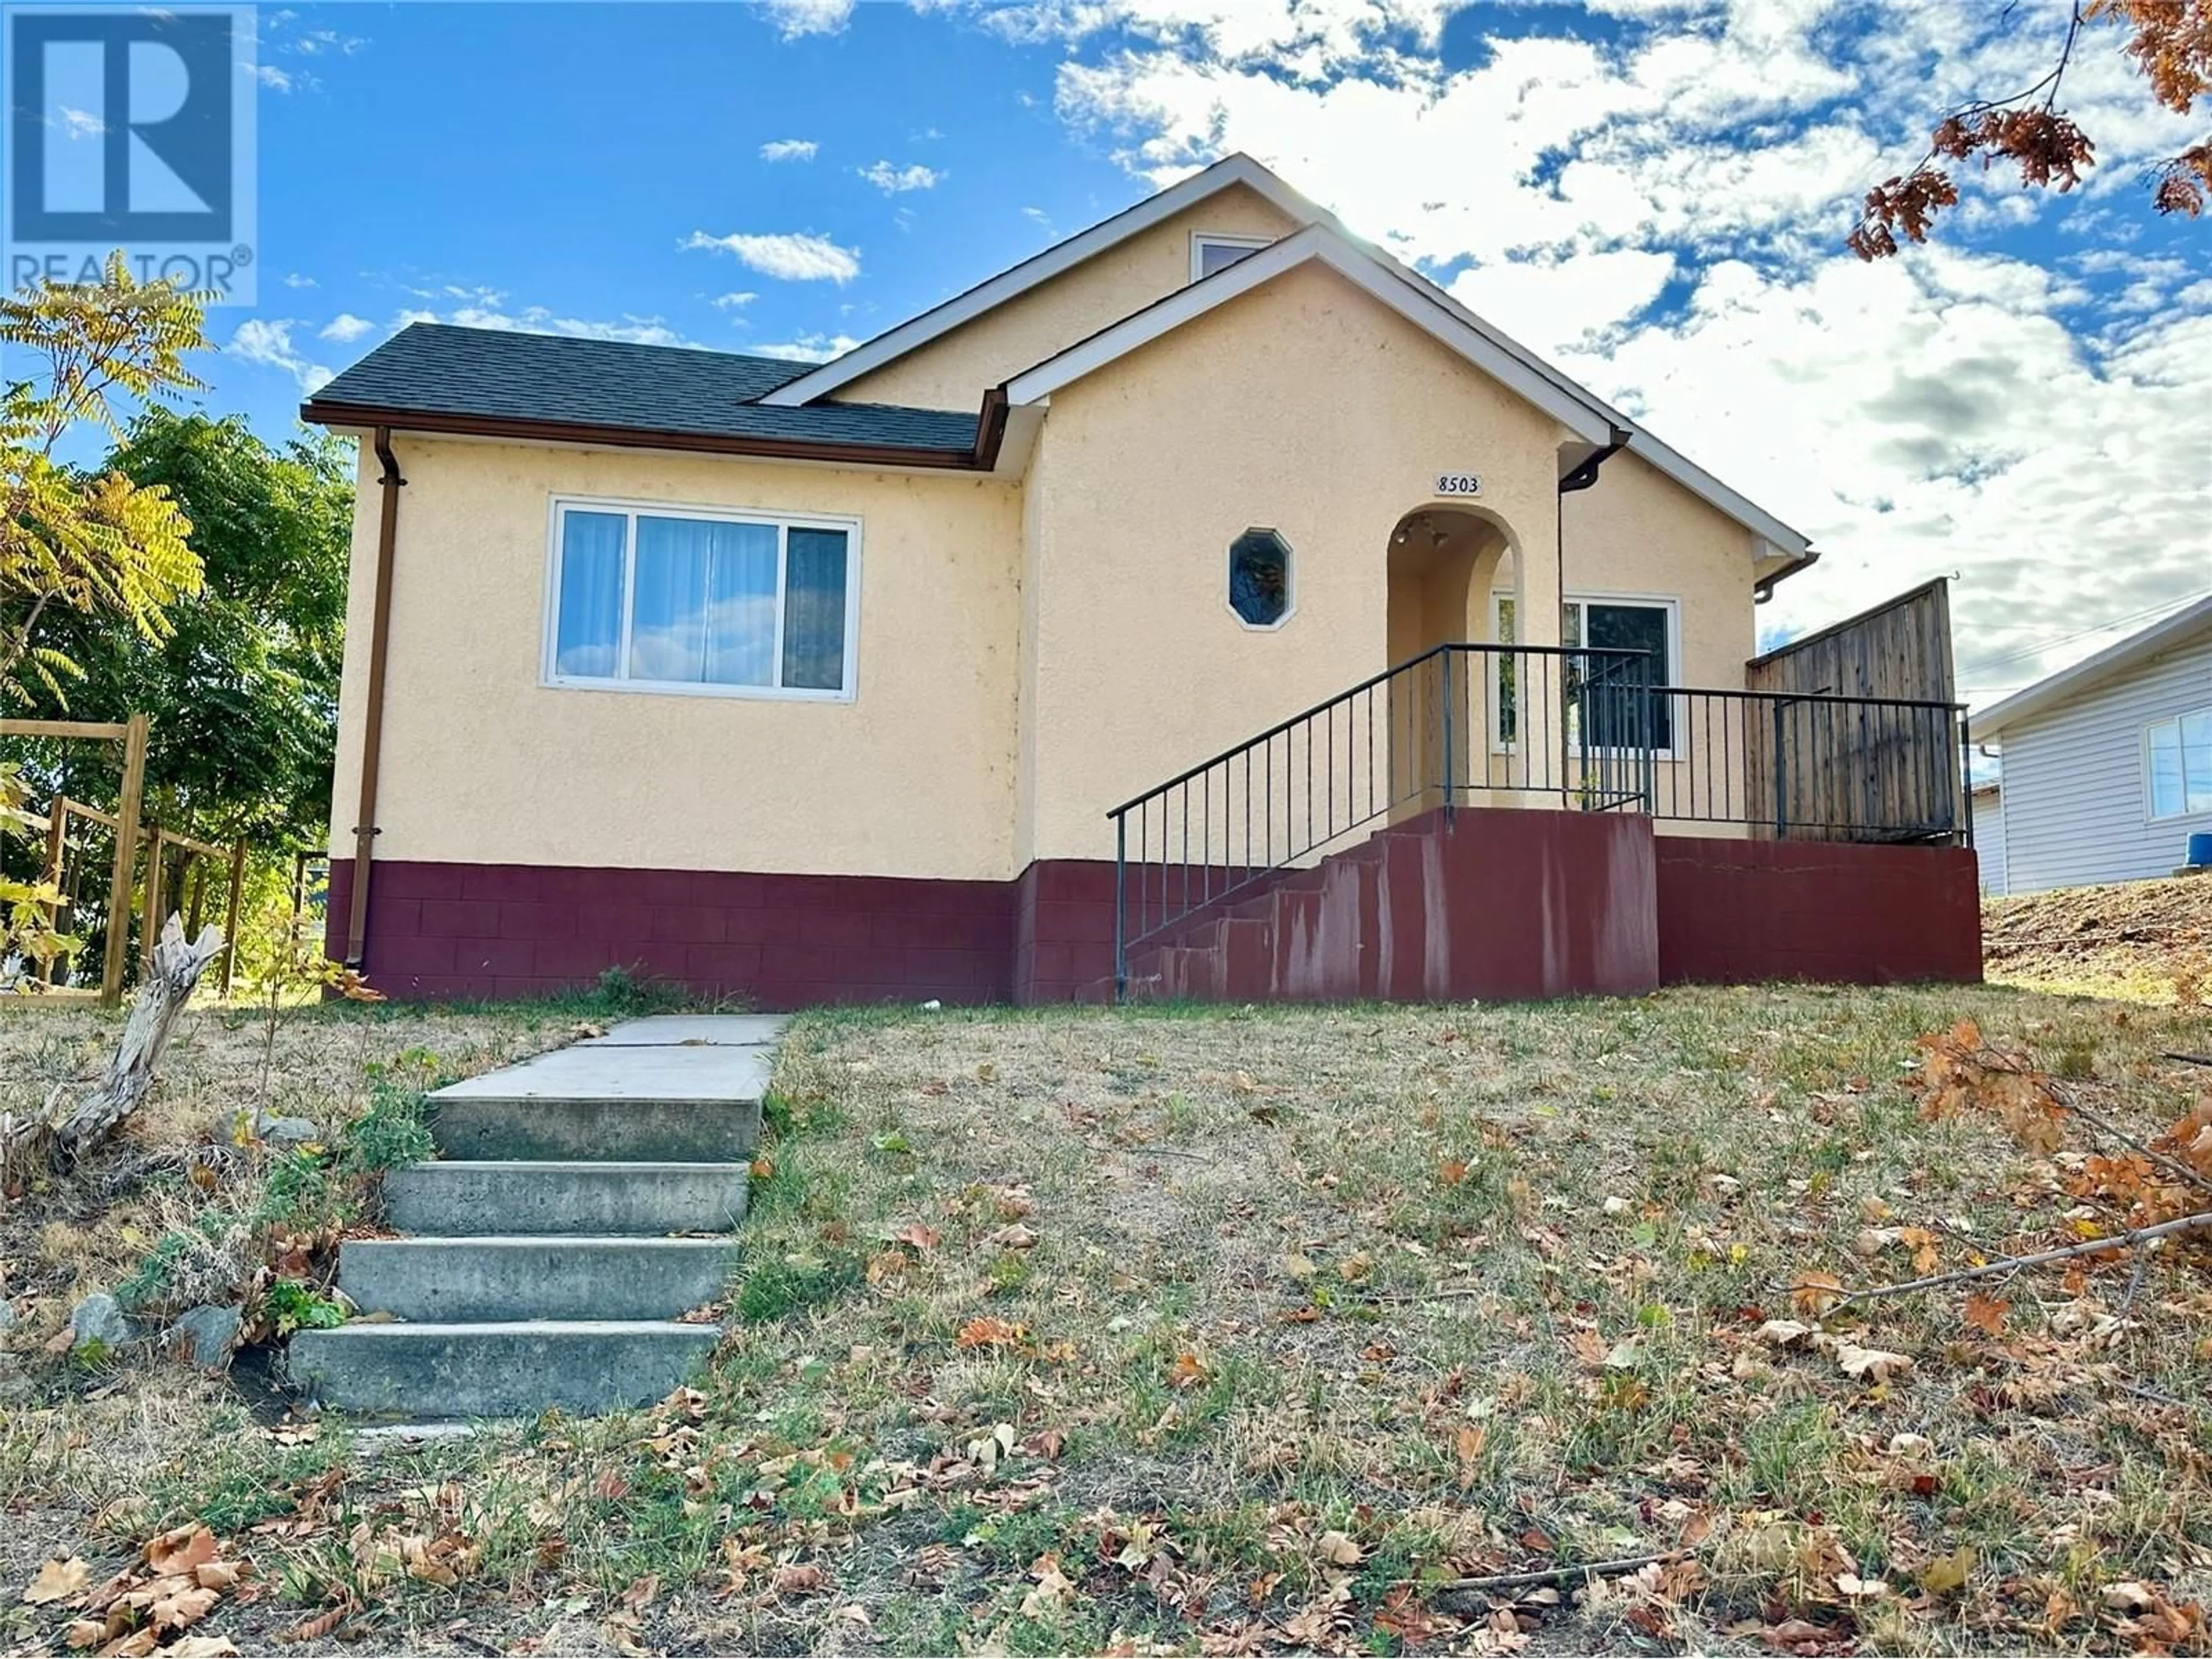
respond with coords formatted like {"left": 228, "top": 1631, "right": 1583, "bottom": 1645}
{"left": 429, "top": 1094, "right": 762, "bottom": 1162}
{"left": 339, "top": 1236, "right": 735, "bottom": 1322}
{"left": 289, "top": 1320, "right": 720, "bottom": 1418}
{"left": 384, "top": 1161, "right": 750, "bottom": 1237}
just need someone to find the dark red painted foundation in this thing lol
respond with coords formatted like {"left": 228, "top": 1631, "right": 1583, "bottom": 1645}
{"left": 330, "top": 816, "right": 1981, "bottom": 1008}
{"left": 1653, "top": 835, "right": 1984, "bottom": 987}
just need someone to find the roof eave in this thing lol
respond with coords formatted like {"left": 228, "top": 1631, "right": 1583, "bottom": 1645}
{"left": 1969, "top": 593, "right": 2212, "bottom": 741}
{"left": 760, "top": 153, "right": 1319, "bottom": 408}
{"left": 300, "top": 399, "right": 1003, "bottom": 472}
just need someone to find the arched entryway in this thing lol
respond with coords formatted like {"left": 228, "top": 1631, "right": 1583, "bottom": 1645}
{"left": 1384, "top": 505, "right": 1521, "bottom": 816}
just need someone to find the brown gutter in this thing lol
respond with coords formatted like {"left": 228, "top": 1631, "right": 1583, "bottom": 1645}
{"left": 346, "top": 427, "right": 405, "bottom": 967}
{"left": 299, "top": 399, "right": 1010, "bottom": 473}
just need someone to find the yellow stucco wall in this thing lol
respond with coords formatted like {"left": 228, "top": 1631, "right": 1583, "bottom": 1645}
{"left": 329, "top": 248, "right": 1775, "bottom": 882}
{"left": 836, "top": 183, "right": 1302, "bottom": 412}
{"left": 1020, "top": 258, "right": 1571, "bottom": 864}
{"left": 326, "top": 438, "right": 1023, "bottom": 878}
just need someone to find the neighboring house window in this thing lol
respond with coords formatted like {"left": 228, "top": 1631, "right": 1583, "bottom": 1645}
{"left": 547, "top": 500, "right": 858, "bottom": 699}
{"left": 2146, "top": 706, "right": 2212, "bottom": 819}
{"left": 1229, "top": 528, "right": 1293, "bottom": 627}
{"left": 1493, "top": 592, "right": 1679, "bottom": 752}
{"left": 1191, "top": 233, "right": 1271, "bottom": 282}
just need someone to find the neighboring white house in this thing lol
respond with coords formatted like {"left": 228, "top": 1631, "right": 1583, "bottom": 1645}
{"left": 1972, "top": 782, "right": 2007, "bottom": 895}
{"left": 1969, "top": 595, "right": 2212, "bottom": 895}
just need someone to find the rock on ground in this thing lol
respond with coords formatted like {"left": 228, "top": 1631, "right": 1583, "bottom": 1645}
{"left": 169, "top": 1304, "right": 241, "bottom": 1370}
{"left": 69, "top": 1293, "right": 128, "bottom": 1350}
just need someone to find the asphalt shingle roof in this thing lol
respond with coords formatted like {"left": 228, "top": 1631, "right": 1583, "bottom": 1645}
{"left": 306, "top": 323, "right": 980, "bottom": 454}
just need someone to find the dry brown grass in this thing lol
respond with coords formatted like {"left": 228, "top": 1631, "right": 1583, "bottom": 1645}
{"left": 0, "top": 999, "right": 579, "bottom": 1349}
{"left": 1984, "top": 874, "right": 2212, "bottom": 1006}
{"left": 6, "top": 984, "right": 2212, "bottom": 1657}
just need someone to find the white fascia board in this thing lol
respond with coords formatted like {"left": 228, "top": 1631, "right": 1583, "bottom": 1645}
{"left": 1002, "top": 224, "right": 1615, "bottom": 445}
{"left": 760, "top": 154, "right": 1320, "bottom": 408}
{"left": 1969, "top": 592, "right": 2212, "bottom": 740}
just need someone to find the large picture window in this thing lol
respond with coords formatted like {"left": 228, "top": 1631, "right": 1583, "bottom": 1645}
{"left": 546, "top": 500, "right": 858, "bottom": 699}
{"left": 2147, "top": 706, "right": 2212, "bottom": 820}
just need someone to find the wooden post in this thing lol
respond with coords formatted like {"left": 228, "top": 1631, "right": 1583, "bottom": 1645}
{"left": 99, "top": 715, "right": 149, "bottom": 1008}
{"left": 39, "top": 794, "right": 68, "bottom": 984}
{"left": 219, "top": 840, "right": 247, "bottom": 998}
{"left": 139, "top": 826, "right": 166, "bottom": 975}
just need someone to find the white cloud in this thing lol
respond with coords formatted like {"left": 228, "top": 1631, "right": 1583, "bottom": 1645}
{"left": 229, "top": 320, "right": 332, "bottom": 393}
{"left": 282, "top": 272, "right": 317, "bottom": 289}
{"left": 1027, "top": 0, "right": 2212, "bottom": 711}
{"left": 859, "top": 160, "right": 942, "bottom": 194}
{"left": 320, "top": 313, "right": 375, "bottom": 343}
{"left": 760, "top": 138, "right": 819, "bottom": 162}
{"left": 711, "top": 291, "right": 759, "bottom": 309}
{"left": 57, "top": 107, "right": 103, "bottom": 138}
{"left": 751, "top": 332, "right": 865, "bottom": 362}
{"left": 253, "top": 64, "right": 303, "bottom": 92}
{"left": 761, "top": 0, "right": 852, "bottom": 38}
{"left": 681, "top": 230, "right": 861, "bottom": 283}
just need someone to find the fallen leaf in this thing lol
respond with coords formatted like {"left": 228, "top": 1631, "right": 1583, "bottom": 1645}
{"left": 1168, "top": 1351, "right": 1210, "bottom": 1389}
{"left": 771, "top": 1563, "right": 830, "bottom": 1598}
{"left": 1755, "top": 1319, "right": 1816, "bottom": 1349}
{"left": 1790, "top": 1270, "right": 1845, "bottom": 1318}
{"left": 1917, "top": 1546, "right": 1974, "bottom": 1595}
{"left": 144, "top": 1527, "right": 217, "bottom": 1579}
{"left": 1834, "top": 1342, "right": 1912, "bottom": 1384}
{"left": 1316, "top": 1531, "right": 1362, "bottom": 1567}
{"left": 955, "top": 1316, "right": 1025, "bottom": 1351}
{"left": 23, "top": 1557, "right": 90, "bottom": 1606}
{"left": 1439, "top": 1159, "right": 1468, "bottom": 1186}
{"left": 987, "top": 1222, "right": 1039, "bottom": 1252}
{"left": 1962, "top": 1291, "right": 2009, "bottom": 1336}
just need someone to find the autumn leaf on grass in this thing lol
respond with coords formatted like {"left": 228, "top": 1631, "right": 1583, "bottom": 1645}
{"left": 22, "top": 1556, "right": 89, "bottom": 1605}
{"left": 1316, "top": 1531, "right": 1363, "bottom": 1568}
{"left": 954, "top": 1316, "right": 1026, "bottom": 1351}
{"left": 1790, "top": 1270, "right": 1845, "bottom": 1317}
{"left": 987, "top": 1221, "right": 1039, "bottom": 1251}
{"left": 1834, "top": 1342, "right": 1912, "bottom": 1385}
{"left": 771, "top": 1563, "right": 830, "bottom": 1599}
{"left": 1918, "top": 1546, "right": 1975, "bottom": 1595}
{"left": 889, "top": 1222, "right": 940, "bottom": 1253}
{"left": 1453, "top": 1424, "right": 1488, "bottom": 1466}
{"left": 1962, "top": 1291, "right": 2009, "bottom": 1336}
{"left": 145, "top": 1525, "right": 218, "bottom": 1578}
{"left": 1020, "top": 1554, "right": 1078, "bottom": 1619}
{"left": 1168, "top": 1351, "right": 1211, "bottom": 1389}
{"left": 1438, "top": 1158, "right": 1468, "bottom": 1187}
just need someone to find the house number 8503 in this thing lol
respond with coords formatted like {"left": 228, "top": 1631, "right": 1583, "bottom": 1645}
{"left": 1433, "top": 472, "right": 1482, "bottom": 497}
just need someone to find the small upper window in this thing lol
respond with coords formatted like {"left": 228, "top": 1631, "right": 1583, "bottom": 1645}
{"left": 1191, "top": 233, "right": 1270, "bottom": 282}
{"left": 1229, "top": 528, "right": 1291, "bottom": 628}
{"left": 2147, "top": 706, "right": 2212, "bottom": 819}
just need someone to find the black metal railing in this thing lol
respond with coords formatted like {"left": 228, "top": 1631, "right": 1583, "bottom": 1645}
{"left": 1647, "top": 685, "right": 1972, "bottom": 840}
{"left": 1107, "top": 644, "right": 1973, "bottom": 999}
{"left": 1107, "top": 643, "right": 1656, "bottom": 994}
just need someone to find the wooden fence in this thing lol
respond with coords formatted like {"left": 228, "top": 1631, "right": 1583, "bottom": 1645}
{"left": 3, "top": 715, "right": 249, "bottom": 1005}
{"left": 1741, "top": 578, "right": 1966, "bottom": 843}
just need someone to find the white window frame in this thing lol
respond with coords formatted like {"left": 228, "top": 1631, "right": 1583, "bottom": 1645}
{"left": 541, "top": 494, "right": 862, "bottom": 703}
{"left": 2143, "top": 703, "right": 2212, "bottom": 822}
{"left": 1488, "top": 588, "right": 1684, "bottom": 761}
{"left": 1189, "top": 231, "right": 1274, "bottom": 283}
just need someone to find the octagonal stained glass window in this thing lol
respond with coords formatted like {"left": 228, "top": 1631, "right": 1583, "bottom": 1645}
{"left": 1228, "top": 528, "right": 1291, "bottom": 627}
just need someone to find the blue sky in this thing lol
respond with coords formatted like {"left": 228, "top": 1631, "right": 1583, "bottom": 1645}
{"left": 35, "top": 0, "right": 2212, "bottom": 703}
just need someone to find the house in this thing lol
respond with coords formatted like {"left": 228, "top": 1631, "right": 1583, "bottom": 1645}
{"left": 1973, "top": 783, "right": 2007, "bottom": 895}
{"left": 1968, "top": 594, "right": 2212, "bottom": 895}
{"left": 302, "top": 154, "right": 1981, "bottom": 1007}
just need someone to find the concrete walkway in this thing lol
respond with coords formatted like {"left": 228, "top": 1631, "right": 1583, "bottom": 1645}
{"left": 290, "top": 1014, "right": 783, "bottom": 1419}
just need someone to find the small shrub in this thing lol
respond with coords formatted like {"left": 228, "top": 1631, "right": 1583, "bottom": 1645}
{"left": 262, "top": 1277, "right": 346, "bottom": 1335}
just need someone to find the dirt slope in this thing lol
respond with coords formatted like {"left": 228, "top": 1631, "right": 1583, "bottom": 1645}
{"left": 1983, "top": 872, "right": 2212, "bottom": 1002}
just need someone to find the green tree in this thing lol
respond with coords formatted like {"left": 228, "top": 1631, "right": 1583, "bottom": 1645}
{"left": 23, "top": 411, "right": 353, "bottom": 849}
{"left": 0, "top": 253, "right": 209, "bottom": 702}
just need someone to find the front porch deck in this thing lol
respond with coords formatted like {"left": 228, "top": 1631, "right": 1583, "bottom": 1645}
{"left": 1108, "top": 641, "right": 1973, "bottom": 996}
